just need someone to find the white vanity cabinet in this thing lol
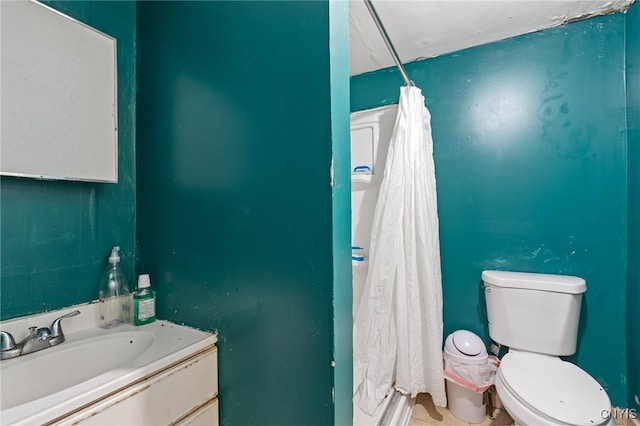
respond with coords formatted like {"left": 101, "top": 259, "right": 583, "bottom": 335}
{"left": 50, "top": 345, "right": 219, "bottom": 426}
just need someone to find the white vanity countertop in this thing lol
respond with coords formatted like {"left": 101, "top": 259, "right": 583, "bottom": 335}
{"left": 0, "top": 302, "right": 217, "bottom": 425}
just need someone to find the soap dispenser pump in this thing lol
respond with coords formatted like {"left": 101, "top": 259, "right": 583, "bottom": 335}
{"left": 98, "top": 246, "right": 130, "bottom": 328}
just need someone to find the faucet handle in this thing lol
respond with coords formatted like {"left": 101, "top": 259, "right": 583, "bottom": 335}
{"left": 0, "top": 331, "right": 17, "bottom": 351}
{"left": 48, "top": 310, "right": 81, "bottom": 346}
{"left": 0, "top": 331, "right": 21, "bottom": 360}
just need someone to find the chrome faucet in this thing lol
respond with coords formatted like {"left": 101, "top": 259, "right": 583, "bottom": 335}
{"left": 0, "top": 310, "right": 81, "bottom": 360}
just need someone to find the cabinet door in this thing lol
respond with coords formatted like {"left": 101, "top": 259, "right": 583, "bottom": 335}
{"left": 52, "top": 346, "right": 218, "bottom": 425}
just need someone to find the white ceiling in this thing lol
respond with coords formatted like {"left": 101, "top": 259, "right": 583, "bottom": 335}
{"left": 350, "top": 0, "right": 634, "bottom": 76}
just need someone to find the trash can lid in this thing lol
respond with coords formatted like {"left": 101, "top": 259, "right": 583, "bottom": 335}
{"left": 444, "top": 330, "right": 488, "bottom": 364}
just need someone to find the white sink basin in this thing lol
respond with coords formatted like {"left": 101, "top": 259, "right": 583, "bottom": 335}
{"left": 0, "top": 303, "right": 216, "bottom": 425}
{"left": 1, "top": 331, "right": 153, "bottom": 410}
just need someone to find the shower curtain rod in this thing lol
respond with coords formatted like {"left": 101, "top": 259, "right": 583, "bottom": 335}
{"left": 363, "top": 0, "right": 413, "bottom": 87}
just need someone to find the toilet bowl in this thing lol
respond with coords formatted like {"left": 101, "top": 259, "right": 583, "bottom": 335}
{"left": 481, "top": 270, "right": 617, "bottom": 426}
{"left": 495, "top": 351, "right": 615, "bottom": 426}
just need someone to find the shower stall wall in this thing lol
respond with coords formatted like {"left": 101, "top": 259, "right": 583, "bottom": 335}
{"left": 351, "top": 105, "right": 397, "bottom": 316}
{"left": 351, "top": 105, "right": 415, "bottom": 426}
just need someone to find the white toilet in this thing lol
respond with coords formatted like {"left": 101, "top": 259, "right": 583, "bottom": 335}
{"left": 482, "top": 270, "right": 616, "bottom": 426}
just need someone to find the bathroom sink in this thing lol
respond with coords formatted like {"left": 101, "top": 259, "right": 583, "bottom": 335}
{"left": 0, "top": 303, "right": 217, "bottom": 425}
{"left": 0, "top": 331, "right": 153, "bottom": 410}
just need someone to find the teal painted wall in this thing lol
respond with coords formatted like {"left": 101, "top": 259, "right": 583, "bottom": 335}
{"left": 136, "top": 2, "right": 335, "bottom": 424}
{"left": 626, "top": 1, "right": 640, "bottom": 412}
{"left": 352, "top": 14, "right": 629, "bottom": 406}
{"left": 0, "top": 1, "right": 137, "bottom": 321}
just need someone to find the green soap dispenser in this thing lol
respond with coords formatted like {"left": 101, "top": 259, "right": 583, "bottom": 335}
{"left": 133, "top": 274, "right": 156, "bottom": 326}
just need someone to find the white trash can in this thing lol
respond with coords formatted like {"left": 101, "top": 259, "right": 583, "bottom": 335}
{"left": 443, "top": 330, "right": 488, "bottom": 424}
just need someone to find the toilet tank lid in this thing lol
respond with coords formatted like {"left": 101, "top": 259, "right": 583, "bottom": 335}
{"left": 481, "top": 270, "right": 586, "bottom": 294}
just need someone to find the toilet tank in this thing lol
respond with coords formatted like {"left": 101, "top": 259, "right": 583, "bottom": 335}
{"left": 482, "top": 270, "right": 586, "bottom": 356}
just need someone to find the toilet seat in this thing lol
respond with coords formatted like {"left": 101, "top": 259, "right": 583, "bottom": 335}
{"left": 499, "top": 351, "right": 611, "bottom": 426}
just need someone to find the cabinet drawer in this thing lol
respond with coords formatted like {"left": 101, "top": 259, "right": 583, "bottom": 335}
{"left": 174, "top": 397, "right": 219, "bottom": 426}
{"left": 51, "top": 346, "right": 218, "bottom": 425}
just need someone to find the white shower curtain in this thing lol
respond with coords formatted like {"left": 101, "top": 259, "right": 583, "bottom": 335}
{"left": 353, "top": 86, "right": 446, "bottom": 415}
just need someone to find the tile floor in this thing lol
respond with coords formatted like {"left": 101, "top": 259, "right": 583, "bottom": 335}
{"left": 408, "top": 393, "right": 640, "bottom": 426}
{"left": 409, "top": 393, "right": 513, "bottom": 426}
{"left": 609, "top": 410, "right": 640, "bottom": 426}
